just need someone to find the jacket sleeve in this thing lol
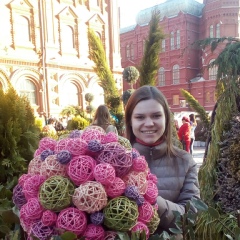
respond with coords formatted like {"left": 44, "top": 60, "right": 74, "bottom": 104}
{"left": 156, "top": 158, "right": 200, "bottom": 230}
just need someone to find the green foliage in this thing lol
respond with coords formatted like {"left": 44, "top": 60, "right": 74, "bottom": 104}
{"left": 66, "top": 115, "right": 90, "bottom": 130}
{"left": 139, "top": 9, "right": 165, "bottom": 86}
{"left": 60, "top": 105, "right": 76, "bottom": 117}
{"left": 86, "top": 105, "right": 95, "bottom": 114}
{"left": 123, "top": 66, "right": 140, "bottom": 88}
{"left": 85, "top": 93, "right": 94, "bottom": 102}
{"left": 122, "top": 89, "right": 135, "bottom": 107}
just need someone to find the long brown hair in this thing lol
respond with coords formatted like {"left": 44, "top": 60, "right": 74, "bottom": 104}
{"left": 92, "top": 105, "right": 112, "bottom": 131}
{"left": 125, "top": 85, "right": 177, "bottom": 157}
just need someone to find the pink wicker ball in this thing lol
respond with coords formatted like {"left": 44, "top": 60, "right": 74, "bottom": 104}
{"left": 12, "top": 184, "right": 27, "bottom": 209}
{"left": 66, "top": 138, "right": 88, "bottom": 156}
{"left": 138, "top": 201, "right": 154, "bottom": 224}
{"left": 34, "top": 148, "right": 44, "bottom": 157}
{"left": 54, "top": 138, "right": 70, "bottom": 153}
{"left": 41, "top": 210, "right": 57, "bottom": 226}
{"left": 102, "top": 132, "right": 118, "bottom": 144}
{"left": 147, "top": 172, "right": 158, "bottom": 184}
{"left": 144, "top": 180, "right": 159, "bottom": 204}
{"left": 83, "top": 224, "right": 105, "bottom": 240}
{"left": 105, "top": 177, "right": 126, "bottom": 198}
{"left": 22, "top": 198, "right": 44, "bottom": 221}
{"left": 97, "top": 142, "right": 132, "bottom": 177}
{"left": 28, "top": 156, "right": 42, "bottom": 175}
{"left": 67, "top": 155, "right": 96, "bottom": 186}
{"left": 123, "top": 170, "right": 148, "bottom": 195}
{"left": 56, "top": 207, "right": 87, "bottom": 236}
{"left": 39, "top": 137, "right": 57, "bottom": 151}
{"left": 19, "top": 206, "right": 35, "bottom": 234}
{"left": 72, "top": 181, "right": 108, "bottom": 213}
{"left": 23, "top": 175, "right": 46, "bottom": 200}
{"left": 81, "top": 127, "right": 105, "bottom": 143}
{"left": 104, "top": 231, "right": 117, "bottom": 240}
{"left": 131, "top": 221, "right": 150, "bottom": 239}
{"left": 40, "top": 155, "right": 67, "bottom": 178}
{"left": 132, "top": 156, "right": 148, "bottom": 172}
{"left": 31, "top": 220, "right": 53, "bottom": 240}
{"left": 18, "top": 174, "right": 32, "bottom": 187}
{"left": 94, "top": 163, "right": 116, "bottom": 186}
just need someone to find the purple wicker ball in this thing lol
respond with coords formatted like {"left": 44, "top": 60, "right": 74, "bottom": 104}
{"left": 90, "top": 211, "right": 104, "bottom": 225}
{"left": 31, "top": 221, "right": 53, "bottom": 240}
{"left": 69, "top": 130, "right": 82, "bottom": 138}
{"left": 136, "top": 195, "right": 145, "bottom": 206}
{"left": 88, "top": 140, "right": 103, "bottom": 153}
{"left": 40, "top": 149, "right": 54, "bottom": 161}
{"left": 56, "top": 150, "right": 72, "bottom": 164}
{"left": 132, "top": 148, "right": 140, "bottom": 159}
{"left": 12, "top": 184, "right": 27, "bottom": 209}
{"left": 124, "top": 185, "right": 140, "bottom": 200}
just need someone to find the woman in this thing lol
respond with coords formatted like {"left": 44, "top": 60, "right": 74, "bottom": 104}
{"left": 92, "top": 105, "right": 118, "bottom": 134}
{"left": 189, "top": 113, "right": 197, "bottom": 155}
{"left": 178, "top": 116, "right": 191, "bottom": 153}
{"left": 125, "top": 86, "right": 200, "bottom": 235}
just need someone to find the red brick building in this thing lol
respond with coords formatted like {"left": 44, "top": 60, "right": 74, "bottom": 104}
{"left": 120, "top": 0, "right": 240, "bottom": 112}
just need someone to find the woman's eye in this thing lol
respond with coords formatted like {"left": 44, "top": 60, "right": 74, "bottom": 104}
{"left": 136, "top": 116, "right": 144, "bottom": 119}
{"left": 153, "top": 115, "right": 161, "bottom": 118}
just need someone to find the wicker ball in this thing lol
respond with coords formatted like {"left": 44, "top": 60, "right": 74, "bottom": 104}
{"left": 90, "top": 211, "right": 104, "bottom": 225}
{"left": 103, "top": 196, "right": 138, "bottom": 231}
{"left": 22, "top": 197, "right": 44, "bottom": 220}
{"left": 34, "top": 148, "right": 44, "bottom": 157}
{"left": 88, "top": 139, "right": 104, "bottom": 153}
{"left": 94, "top": 163, "right": 116, "bottom": 186}
{"left": 147, "top": 172, "right": 158, "bottom": 184}
{"left": 69, "top": 129, "right": 82, "bottom": 138}
{"left": 67, "top": 155, "right": 96, "bottom": 186}
{"left": 23, "top": 175, "right": 46, "bottom": 200}
{"left": 105, "top": 177, "right": 126, "bottom": 198}
{"left": 12, "top": 184, "right": 27, "bottom": 209}
{"left": 132, "top": 156, "right": 148, "bottom": 172}
{"left": 81, "top": 127, "right": 105, "bottom": 143}
{"left": 19, "top": 207, "right": 34, "bottom": 234}
{"left": 144, "top": 180, "right": 158, "bottom": 204}
{"left": 73, "top": 181, "right": 108, "bottom": 213}
{"left": 124, "top": 185, "right": 140, "bottom": 201}
{"left": 39, "top": 176, "right": 74, "bottom": 212}
{"left": 40, "top": 155, "right": 67, "bottom": 178}
{"left": 28, "top": 156, "right": 42, "bottom": 175}
{"left": 56, "top": 150, "right": 72, "bottom": 164}
{"left": 132, "top": 148, "right": 140, "bottom": 159}
{"left": 18, "top": 174, "right": 32, "bottom": 187}
{"left": 147, "top": 208, "right": 160, "bottom": 234}
{"left": 104, "top": 231, "right": 117, "bottom": 240}
{"left": 102, "top": 132, "right": 118, "bottom": 144}
{"left": 39, "top": 137, "right": 57, "bottom": 151}
{"left": 66, "top": 138, "right": 88, "bottom": 156}
{"left": 40, "top": 149, "right": 55, "bottom": 161}
{"left": 131, "top": 221, "right": 150, "bottom": 239}
{"left": 97, "top": 142, "right": 132, "bottom": 177}
{"left": 118, "top": 136, "right": 132, "bottom": 150}
{"left": 56, "top": 207, "right": 87, "bottom": 236}
{"left": 31, "top": 221, "right": 53, "bottom": 240}
{"left": 138, "top": 201, "right": 154, "bottom": 224}
{"left": 83, "top": 224, "right": 105, "bottom": 240}
{"left": 41, "top": 210, "right": 57, "bottom": 226}
{"left": 136, "top": 194, "right": 145, "bottom": 206}
{"left": 123, "top": 170, "right": 148, "bottom": 195}
{"left": 54, "top": 138, "right": 70, "bottom": 153}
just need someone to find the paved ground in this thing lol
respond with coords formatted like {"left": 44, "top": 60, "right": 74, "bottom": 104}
{"left": 192, "top": 147, "right": 205, "bottom": 170}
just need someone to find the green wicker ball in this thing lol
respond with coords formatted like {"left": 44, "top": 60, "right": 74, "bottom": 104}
{"left": 118, "top": 136, "right": 132, "bottom": 150}
{"left": 147, "top": 208, "right": 160, "bottom": 234}
{"left": 103, "top": 196, "right": 138, "bottom": 231}
{"left": 39, "top": 175, "right": 74, "bottom": 212}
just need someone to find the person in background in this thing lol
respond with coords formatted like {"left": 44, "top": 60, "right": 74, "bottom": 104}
{"left": 92, "top": 105, "right": 118, "bottom": 134}
{"left": 189, "top": 113, "right": 197, "bottom": 155}
{"left": 124, "top": 85, "right": 200, "bottom": 235}
{"left": 178, "top": 116, "right": 191, "bottom": 153}
{"left": 42, "top": 118, "right": 57, "bottom": 135}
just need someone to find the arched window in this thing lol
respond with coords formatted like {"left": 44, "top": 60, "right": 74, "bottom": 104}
{"left": 62, "top": 82, "right": 79, "bottom": 106}
{"left": 209, "top": 59, "right": 218, "bottom": 80}
{"left": 161, "top": 39, "right": 165, "bottom": 52}
{"left": 158, "top": 67, "right": 165, "bottom": 86}
{"left": 170, "top": 31, "right": 174, "bottom": 50}
{"left": 17, "top": 79, "right": 37, "bottom": 105}
{"left": 126, "top": 44, "right": 130, "bottom": 59}
{"left": 130, "top": 43, "right": 134, "bottom": 60}
{"left": 15, "top": 16, "right": 31, "bottom": 43}
{"left": 216, "top": 23, "right": 220, "bottom": 38}
{"left": 206, "top": 91, "right": 211, "bottom": 103}
{"left": 173, "top": 65, "right": 179, "bottom": 84}
{"left": 176, "top": 30, "right": 180, "bottom": 49}
{"left": 62, "top": 25, "right": 75, "bottom": 49}
{"left": 210, "top": 25, "right": 214, "bottom": 38}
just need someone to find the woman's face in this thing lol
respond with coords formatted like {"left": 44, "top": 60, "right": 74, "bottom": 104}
{"left": 131, "top": 99, "right": 166, "bottom": 145}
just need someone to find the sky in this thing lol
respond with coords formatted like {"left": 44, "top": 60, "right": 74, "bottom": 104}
{"left": 119, "top": 0, "right": 203, "bottom": 28}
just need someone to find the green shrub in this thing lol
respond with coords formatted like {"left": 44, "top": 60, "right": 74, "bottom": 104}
{"left": 67, "top": 115, "right": 90, "bottom": 130}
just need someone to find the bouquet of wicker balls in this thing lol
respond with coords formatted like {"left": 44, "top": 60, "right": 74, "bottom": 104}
{"left": 13, "top": 126, "right": 160, "bottom": 240}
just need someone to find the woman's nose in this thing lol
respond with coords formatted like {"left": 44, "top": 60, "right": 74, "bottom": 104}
{"left": 145, "top": 117, "right": 154, "bottom": 126}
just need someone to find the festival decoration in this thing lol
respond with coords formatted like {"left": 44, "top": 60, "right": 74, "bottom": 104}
{"left": 12, "top": 126, "right": 160, "bottom": 239}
